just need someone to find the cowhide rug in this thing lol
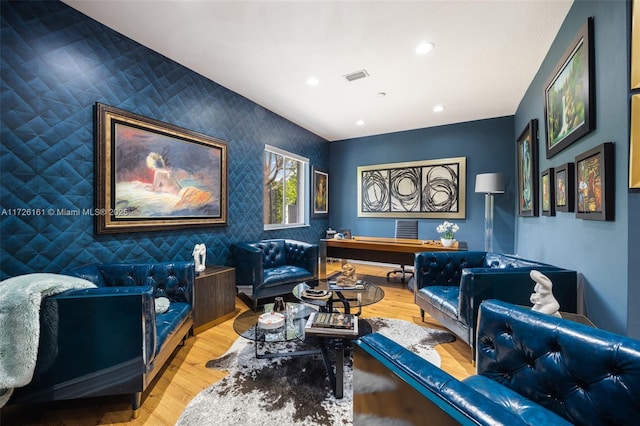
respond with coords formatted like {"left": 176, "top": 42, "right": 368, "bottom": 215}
{"left": 176, "top": 318, "right": 455, "bottom": 426}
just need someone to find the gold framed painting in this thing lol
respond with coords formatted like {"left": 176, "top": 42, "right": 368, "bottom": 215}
{"left": 95, "top": 102, "right": 228, "bottom": 234}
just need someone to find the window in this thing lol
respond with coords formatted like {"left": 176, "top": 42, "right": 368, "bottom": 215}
{"left": 264, "top": 145, "right": 309, "bottom": 229}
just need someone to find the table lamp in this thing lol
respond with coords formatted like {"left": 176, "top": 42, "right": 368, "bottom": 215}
{"left": 475, "top": 173, "right": 505, "bottom": 252}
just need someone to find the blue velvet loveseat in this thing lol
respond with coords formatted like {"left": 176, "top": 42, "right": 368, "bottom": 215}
{"left": 413, "top": 251, "right": 577, "bottom": 357}
{"left": 353, "top": 300, "right": 640, "bottom": 425}
{"left": 232, "top": 239, "right": 318, "bottom": 309}
{"left": 9, "top": 261, "right": 194, "bottom": 418}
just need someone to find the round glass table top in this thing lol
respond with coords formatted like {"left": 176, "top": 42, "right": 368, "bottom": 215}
{"left": 292, "top": 278, "right": 385, "bottom": 310}
{"left": 233, "top": 302, "right": 314, "bottom": 343}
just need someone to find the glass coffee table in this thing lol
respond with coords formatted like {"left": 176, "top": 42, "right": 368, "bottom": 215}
{"left": 232, "top": 301, "right": 364, "bottom": 398}
{"left": 292, "top": 278, "right": 385, "bottom": 315}
{"left": 232, "top": 302, "right": 318, "bottom": 359}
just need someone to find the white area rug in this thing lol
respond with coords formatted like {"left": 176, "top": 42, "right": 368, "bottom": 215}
{"left": 176, "top": 318, "right": 455, "bottom": 426}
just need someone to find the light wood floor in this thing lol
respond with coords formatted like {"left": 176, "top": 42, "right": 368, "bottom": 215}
{"left": 1, "top": 262, "right": 475, "bottom": 425}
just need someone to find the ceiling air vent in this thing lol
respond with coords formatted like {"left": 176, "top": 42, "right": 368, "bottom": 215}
{"left": 344, "top": 69, "right": 369, "bottom": 82}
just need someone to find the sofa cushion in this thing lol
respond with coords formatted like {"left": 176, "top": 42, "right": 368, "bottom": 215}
{"left": 417, "top": 286, "right": 459, "bottom": 320}
{"left": 155, "top": 301, "right": 191, "bottom": 355}
{"left": 262, "top": 265, "right": 312, "bottom": 288}
{"left": 463, "top": 375, "right": 572, "bottom": 425}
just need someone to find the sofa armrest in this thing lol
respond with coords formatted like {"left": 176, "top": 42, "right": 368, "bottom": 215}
{"left": 284, "top": 240, "right": 318, "bottom": 277}
{"left": 231, "top": 242, "right": 264, "bottom": 287}
{"left": 457, "top": 268, "right": 577, "bottom": 329}
{"left": 414, "top": 251, "right": 486, "bottom": 292}
{"left": 12, "top": 286, "right": 154, "bottom": 403}
{"left": 354, "top": 333, "right": 526, "bottom": 425}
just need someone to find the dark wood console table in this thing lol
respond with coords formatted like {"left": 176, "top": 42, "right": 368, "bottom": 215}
{"left": 319, "top": 236, "right": 468, "bottom": 278}
{"left": 193, "top": 265, "right": 236, "bottom": 334}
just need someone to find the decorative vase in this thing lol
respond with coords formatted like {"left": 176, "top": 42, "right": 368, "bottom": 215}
{"left": 441, "top": 238, "right": 456, "bottom": 247}
{"left": 273, "top": 297, "right": 286, "bottom": 313}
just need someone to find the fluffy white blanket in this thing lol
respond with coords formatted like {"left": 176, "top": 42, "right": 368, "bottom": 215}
{"left": 0, "top": 273, "right": 96, "bottom": 407}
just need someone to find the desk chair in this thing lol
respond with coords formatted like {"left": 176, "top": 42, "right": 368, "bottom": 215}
{"left": 386, "top": 220, "right": 418, "bottom": 282}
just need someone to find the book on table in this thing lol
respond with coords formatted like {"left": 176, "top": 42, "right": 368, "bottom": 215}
{"left": 304, "top": 311, "right": 358, "bottom": 336}
{"left": 328, "top": 279, "right": 365, "bottom": 291}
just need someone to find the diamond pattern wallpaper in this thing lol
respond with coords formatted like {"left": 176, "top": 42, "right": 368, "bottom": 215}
{"left": 0, "top": 1, "right": 329, "bottom": 280}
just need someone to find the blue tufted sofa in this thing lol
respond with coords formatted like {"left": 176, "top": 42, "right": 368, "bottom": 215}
{"left": 413, "top": 251, "right": 577, "bottom": 357}
{"left": 232, "top": 239, "right": 318, "bottom": 309}
{"left": 9, "top": 261, "right": 194, "bottom": 418}
{"left": 353, "top": 300, "right": 640, "bottom": 425}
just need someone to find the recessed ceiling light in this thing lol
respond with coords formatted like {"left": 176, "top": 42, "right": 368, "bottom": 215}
{"left": 307, "top": 77, "right": 319, "bottom": 86}
{"left": 433, "top": 105, "right": 445, "bottom": 112}
{"left": 415, "top": 42, "right": 435, "bottom": 55}
{"left": 356, "top": 120, "right": 365, "bottom": 126}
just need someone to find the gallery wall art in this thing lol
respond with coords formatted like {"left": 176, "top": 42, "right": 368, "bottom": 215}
{"left": 357, "top": 157, "right": 466, "bottom": 219}
{"left": 543, "top": 17, "right": 595, "bottom": 158}
{"left": 517, "top": 119, "right": 539, "bottom": 217}
{"left": 575, "top": 142, "right": 614, "bottom": 221}
{"left": 95, "top": 103, "right": 228, "bottom": 233}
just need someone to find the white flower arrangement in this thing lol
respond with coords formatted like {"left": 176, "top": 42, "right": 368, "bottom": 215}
{"left": 436, "top": 221, "right": 459, "bottom": 240}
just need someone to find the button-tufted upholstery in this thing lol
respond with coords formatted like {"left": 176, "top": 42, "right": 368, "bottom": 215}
{"left": 413, "top": 251, "right": 577, "bottom": 358}
{"left": 232, "top": 239, "right": 318, "bottom": 308}
{"left": 354, "top": 300, "right": 640, "bottom": 425}
{"left": 10, "top": 261, "right": 195, "bottom": 419}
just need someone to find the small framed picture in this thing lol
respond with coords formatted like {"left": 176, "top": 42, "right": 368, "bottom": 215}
{"left": 575, "top": 142, "right": 614, "bottom": 221}
{"left": 541, "top": 168, "right": 555, "bottom": 216}
{"left": 312, "top": 167, "right": 329, "bottom": 217}
{"left": 554, "top": 163, "right": 575, "bottom": 212}
{"left": 516, "top": 119, "right": 539, "bottom": 217}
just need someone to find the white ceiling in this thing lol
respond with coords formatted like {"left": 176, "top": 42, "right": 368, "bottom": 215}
{"left": 63, "top": 0, "right": 573, "bottom": 141}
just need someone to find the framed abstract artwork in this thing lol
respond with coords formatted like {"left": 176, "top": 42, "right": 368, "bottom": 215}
{"left": 357, "top": 157, "right": 466, "bottom": 219}
{"left": 541, "top": 168, "right": 555, "bottom": 216}
{"left": 517, "top": 119, "right": 539, "bottom": 217}
{"left": 312, "top": 167, "right": 329, "bottom": 217}
{"left": 95, "top": 102, "right": 228, "bottom": 234}
{"left": 554, "top": 162, "right": 575, "bottom": 212}
{"left": 575, "top": 142, "right": 614, "bottom": 221}
{"left": 543, "top": 17, "right": 595, "bottom": 158}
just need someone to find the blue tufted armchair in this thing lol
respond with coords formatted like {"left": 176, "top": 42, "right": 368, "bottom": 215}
{"left": 413, "top": 251, "right": 577, "bottom": 358}
{"left": 231, "top": 239, "right": 318, "bottom": 309}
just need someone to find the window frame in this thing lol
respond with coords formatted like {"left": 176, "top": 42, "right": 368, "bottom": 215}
{"left": 263, "top": 144, "right": 310, "bottom": 230}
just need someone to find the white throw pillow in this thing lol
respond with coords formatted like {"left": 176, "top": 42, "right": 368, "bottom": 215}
{"left": 155, "top": 297, "right": 170, "bottom": 314}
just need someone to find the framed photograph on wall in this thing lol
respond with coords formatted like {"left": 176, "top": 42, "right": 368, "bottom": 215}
{"left": 517, "top": 119, "right": 539, "bottom": 217}
{"left": 630, "top": 94, "right": 640, "bottom": 190}
{"left": 95, "top": 102, "right": 228, "bottom": 234}
{"left": 312, "top": 167, "right": 329, "bottom": 217}
{"left": 357, "top": 157, "right": 466, "bottom": 219}
{"left": 575, "top": 142, "right": 614, "bottom": 221}
{"left": 543, "top": 17, "right": 595, "bottom": 158}
{"left": 541, "top": 168, "right": 555, "bottom": 216}
{"left": 554, "top": 162, "right": 575, "bottom": 212}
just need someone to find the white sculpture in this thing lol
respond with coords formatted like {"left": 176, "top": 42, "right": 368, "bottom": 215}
{"left": 192, "top": 243, "right": 207, "bottom": 272}
{"left": 529, "top": 270, "right": 561, "bottom": 317}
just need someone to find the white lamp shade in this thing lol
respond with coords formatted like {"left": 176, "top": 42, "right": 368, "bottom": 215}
{"left": 475, "top": 173, "right": 505, "bottom": 194}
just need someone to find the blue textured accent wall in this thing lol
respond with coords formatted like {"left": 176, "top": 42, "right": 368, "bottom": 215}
{"left": 515, "top": 0, "right": 631, "bottom": 334}
{"left": 0, "top": 1, "right": 329, "bottom": 280}
{"left": 328, "top": 116, "right": 516, "bottom": 254}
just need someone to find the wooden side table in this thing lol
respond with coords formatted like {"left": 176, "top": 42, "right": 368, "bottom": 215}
{"left": 193, "top": 265, "right": 236, "bottom": 334}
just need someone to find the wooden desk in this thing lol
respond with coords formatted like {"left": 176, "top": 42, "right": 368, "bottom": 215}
{"left": 319, "top": 236, "right": 468, "bottom": 278}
